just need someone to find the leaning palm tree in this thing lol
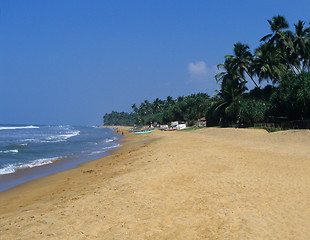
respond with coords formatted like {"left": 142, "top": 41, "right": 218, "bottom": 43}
{"left": 226, "top": 42, "right": 259, "bottom": 88}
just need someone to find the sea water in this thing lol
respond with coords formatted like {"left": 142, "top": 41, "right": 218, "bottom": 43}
{"left": 0, "top": 125, "right": 121, "bottom": 191}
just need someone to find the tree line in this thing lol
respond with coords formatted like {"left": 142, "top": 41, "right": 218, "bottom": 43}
{"left": 104, "top": 15, "right": 310, "bottom": 127}
{"left": 103, "top": 93, "right": 212, "bottom": 126}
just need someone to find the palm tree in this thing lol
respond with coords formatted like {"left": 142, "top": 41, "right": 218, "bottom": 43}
{"left": 131, "top": 104, "right": 139, "bottom": 114}
{"left": 261, "top": 15, "right": 289, "bottom": 45}
{"left": 226, "top": 42, "right": 259, "bottom": 88}
{"left": 177, "top": 96, "right": 184, "bottom": 102}
{"left": 252, "top": 43, "right": 287, "bottom": 84}
{"left": 143, "top": 100, "right": 152, "bottom": 115}
{"left": 293, "top": 20, "right": 310, "bottom": 71}
{"left": 165, "top": 96, "right": 174, "bottom": 107}
{"left": 138, "top": 102, "right": 146, "bottom": 116}
{"left": 215, "top": 57, "right": 247, "bottom": 120}
{"left": 215, "top": 76, "right": 247, "bottom": 121}
{"left": 152, "top": 98, "right": 164, "bottom": 113}
{"left": 215, "top": 57, "right": 237, "bottom": 84}
{"left": 260, "top": 15, "right": 303, "bottom": 72}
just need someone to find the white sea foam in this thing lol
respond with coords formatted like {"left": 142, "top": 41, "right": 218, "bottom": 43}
{"left": 22, "top": 130, "right": 80, "bottom": 143}
{"left": 0, "top": 166, "right": 15, "bottom": 175}
{"left": 0, "top": 125, "right": 39, "bottom": 130}
{"left": 0, "top": 149, "right": 19, "bottom": 154}
{"left": 0, "top": 157, "right": 60, "bottom": 175}
{"left": 43, "top": 131, "right": 80, "bottom": 143}
{"left": 89, "top": 144, "right": 120, "bottom": 155}
{"left": 24, "top": 157, "right": 58, "bottom": 168}
{"left": 89, "top": 151, "right": 105, "bottom": 155}
{"left": 59, "top": 131, "right": 80, "bottom": 140}
{"left": 103, "top": 144, "right": 120, "bottom": 149}
{"left": 105, "top": 137, "right": 118, "bottom": 143}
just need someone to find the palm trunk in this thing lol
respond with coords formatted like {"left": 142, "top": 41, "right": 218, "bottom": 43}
{"left": 245, "top": 69, "right": 259, "bottom": 88}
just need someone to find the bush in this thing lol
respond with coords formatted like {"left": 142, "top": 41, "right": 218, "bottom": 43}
{"left": 270, "top": 72, "right": 310, "bottom": 120}
{"left": 238, "top": 99, "right": 271, "bottom": 124}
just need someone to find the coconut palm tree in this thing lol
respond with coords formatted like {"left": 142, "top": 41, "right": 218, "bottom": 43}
{"left": 165, "top": 96, "right": 174, "bottom": 107}
{"left": 293, "top": 20, "right": 310, "bottom": 71}
{"left": 215, "top": 57, "right": 247, "bottom": 120}
{"left": 131, "top": 104, "right": 138, "bottom": 114}
{"left": 261, "top": 15, "right": 289, "bottom": 45}
{"left": 214, "top": 76, "right": 247, "bottom": 121}
{"left": 152, "top": 98, "right": 164, "bottom": 113}
{"left": 226, "top": 42, "right": 259, "bottom": 88}
{"left": 143, "top": 100, "right": 152, "bottom": 115}
{"left": 280, "top": 30, "right": 302, "bottom": 73}
{"left": 260, "top": 15, "right": 303, "bottom": 73}
{"left": 215, "top": 57, "right": 238, "bottom": 84}
{"left": 252, "top": 43, "right": 287, "bottom": 84}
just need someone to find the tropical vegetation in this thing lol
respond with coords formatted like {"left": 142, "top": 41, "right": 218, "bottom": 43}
{"left": 103, "top": 94, "right": 212, "bottom": 126}
{"left": 104, "top": 15, "right": 310, "bottom": 128}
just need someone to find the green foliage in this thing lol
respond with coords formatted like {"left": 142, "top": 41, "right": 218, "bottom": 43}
{"left": 245, "top": 85, "right": 276, "bottom": 101}
{"left": 205, "top": 98, "right": 222, "bottom": 126}
{"left": 103, "top": 111, "right": 137, "bottom": 126}
{"left": 238, "top": 99, "right": 271, "bottom": 124}
{"left": 270, "top": 72, "right": 310, "bottom": 119}
{"left": 162, "top": 93, "right": 211, "bottom": 123}
{"left": 141, "top": 113, "right": 163, "bottom": 125}
{"left": 253, "top": 43, "right": 287, "bottom": 84}
{"left": 213, "top": 15, "right": 310, "bottom": 126}
{"left": 213, "top": 66, "right": 247, "bottom": 124}
{"left": 103, "top": 93, "right": 211, "bottom": 126}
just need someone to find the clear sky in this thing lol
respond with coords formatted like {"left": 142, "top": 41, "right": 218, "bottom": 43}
{"left": 1, "top": 0, "right": 310, "bottom": 126}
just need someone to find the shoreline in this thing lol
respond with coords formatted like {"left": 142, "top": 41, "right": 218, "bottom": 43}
{"left": 0, "top": 125, "right": 130, "bottom": 195}
{"left": 1, "top": 127, "right": 310, "bottom": 239}
{"left": 0, "top": 126, "right": 124, "bottom": 192}
{"left": 0, "top": 125, "right": 136, "bottom": 217}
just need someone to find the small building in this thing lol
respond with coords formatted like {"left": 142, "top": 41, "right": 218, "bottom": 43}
{"left": 197, "top": 117, "right": 207, "bottom": 127}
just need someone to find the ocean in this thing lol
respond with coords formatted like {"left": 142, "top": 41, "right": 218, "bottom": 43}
{"left": 0, "top": 125, "right": 121, "bottom": 192}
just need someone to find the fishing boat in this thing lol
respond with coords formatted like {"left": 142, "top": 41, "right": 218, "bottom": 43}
{"left": 134, "top": 128, "right": 154, "bottom": 134}
{"left": 164, "top": 127, "right": 178, "bottom": 131}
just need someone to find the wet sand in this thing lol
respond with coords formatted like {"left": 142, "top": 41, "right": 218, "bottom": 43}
{"left": 1, "top": 127, "right": 310, "bottom": 239}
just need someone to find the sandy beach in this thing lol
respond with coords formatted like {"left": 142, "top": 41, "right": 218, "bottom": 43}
{"left": 1, "top": 127, "right": 310, "bottom": 239}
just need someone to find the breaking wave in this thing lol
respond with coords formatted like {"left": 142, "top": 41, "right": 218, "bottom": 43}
{"left": 0, "top": 157, "right": 60, "bottom": 175}
{"left": 0, "top": 125, "right": 39, "bottom": 130}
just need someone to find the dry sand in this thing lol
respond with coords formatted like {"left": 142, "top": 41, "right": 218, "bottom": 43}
{"left": 1, "top": 127, "right": 310, "bottom": 239}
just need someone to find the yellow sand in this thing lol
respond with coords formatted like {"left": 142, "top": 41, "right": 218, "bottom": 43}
{"left": 1, "top": 127, "right": 310, "bottom": 239}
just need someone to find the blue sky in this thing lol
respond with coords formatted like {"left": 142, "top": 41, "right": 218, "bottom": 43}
{"left": 1, "top": 0, "right": 310, "bottom": 126}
